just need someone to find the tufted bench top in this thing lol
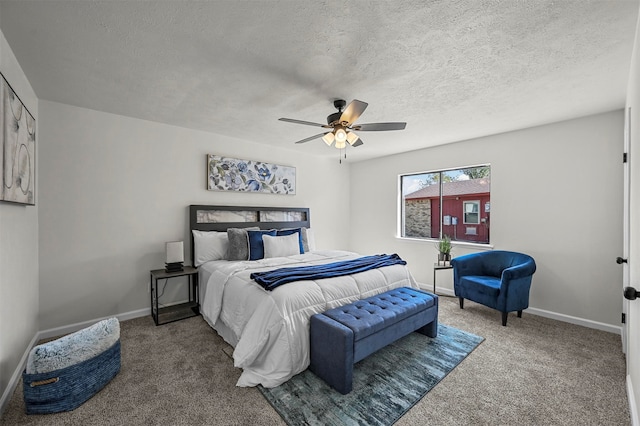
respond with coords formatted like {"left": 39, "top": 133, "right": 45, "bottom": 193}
{"left": 322, "top": 287, "right": 436, "bottom": 341}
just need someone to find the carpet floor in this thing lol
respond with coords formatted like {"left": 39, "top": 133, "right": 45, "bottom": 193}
{"left": 0, "top": 296, "right": 630, "bottom": 425}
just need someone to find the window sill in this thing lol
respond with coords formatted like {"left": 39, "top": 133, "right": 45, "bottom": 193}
{"left": 395, "top": 236, "right": 494, "bottom": 251}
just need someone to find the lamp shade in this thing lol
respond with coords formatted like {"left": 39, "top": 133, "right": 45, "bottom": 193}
{"left": 346, "top": 131, "right": 359, "bottom": 146}
{"left": 165, "top": 241, "right": 184, "bottom": 264}
{"left": 322, "top": 132, "right": 335, "bottom": 146}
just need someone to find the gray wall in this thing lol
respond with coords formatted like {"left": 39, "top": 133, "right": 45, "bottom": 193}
{"left": 37, "top": 101, "right": 351, "bottom": 330}
{"left": 0, "top": 28, "right": 39, "bottom": 411}
{"left": 349, "top": 111, "right": 624, "bottom": 329}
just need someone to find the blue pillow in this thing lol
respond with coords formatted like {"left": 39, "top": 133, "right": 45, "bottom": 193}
{"left": 247, "top": 229, "right": 277, "bottom": 260}
{"left": 276, "top": 228, "right": 305, "bottom": 254}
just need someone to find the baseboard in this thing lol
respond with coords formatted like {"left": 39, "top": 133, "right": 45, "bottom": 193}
{"left": 39, "top": 307, "right": 150, "bottom": 339}
{"left": 418, "top": 283, "right": 456, "bottom": 297}
{"left": 0, "top": 332, "right": 40, "bottom": 416}
{"left": 526, "top": 306, "right": 621, "bottom": 335}
{"left": 629, "top": 375, "right": 639, "bottom": 426}
{"left": 434, "top": 287, "right": 455, "bottom": 297}
{"left": 0, "top": 307, "right": 150, "bottom": 417}
{"left": 432, "top": 286, "right": 622, "bottom": 335}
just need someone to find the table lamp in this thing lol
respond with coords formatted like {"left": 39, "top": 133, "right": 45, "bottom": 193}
{"left": 165, "top": 241, "right": 184, "bottom": 272}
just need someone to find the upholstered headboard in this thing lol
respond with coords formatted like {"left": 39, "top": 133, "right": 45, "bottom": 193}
{"left": 189, "top": 205, "right": 310, "bottom": 264}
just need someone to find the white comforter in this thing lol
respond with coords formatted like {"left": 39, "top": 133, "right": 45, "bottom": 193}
{"left": 199, "top": 250, "right": 418, "bottom": 388}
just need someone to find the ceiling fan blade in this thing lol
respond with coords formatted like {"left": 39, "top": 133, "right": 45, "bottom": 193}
{"left": 294, "top": 133, "right": 327, "bottom": 144}
{"left": 339, "top": 100, "right": 368, "bottom": 126}
{"left": 351, "top": 138, "right": 364, "bottom": 147}
{"left": 352, "top": 122, "right": 407, "bottom": 131}
{"left": 279, "top": 118, "right": 331, "bottom": 128}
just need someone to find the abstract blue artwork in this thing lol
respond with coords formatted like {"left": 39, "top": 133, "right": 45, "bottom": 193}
{"left": 207, "top": 155, "right": 296, "bottom": 195}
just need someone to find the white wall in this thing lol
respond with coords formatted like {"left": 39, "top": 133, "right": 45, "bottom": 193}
{"left": 349, "top": 110, "right": 624, "bottom": 328}
{"left": 0, "top": 28, "right": 39, "bottom": 411}
{"left": 37, "top": 100, "right": 350, "bottom": 330}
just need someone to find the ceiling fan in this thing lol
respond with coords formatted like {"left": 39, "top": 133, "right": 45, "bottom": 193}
{"left": 278, "top": 99, "right": 407, "bottom": 150}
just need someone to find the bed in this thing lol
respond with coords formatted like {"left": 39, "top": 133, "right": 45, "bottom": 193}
{"left": 189, "top": 205, "right": 419, "bottom": 388}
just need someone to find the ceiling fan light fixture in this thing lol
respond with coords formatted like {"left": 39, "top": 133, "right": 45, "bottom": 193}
{"left": 279, "top": 99, "right": 406, "bottom": 154}
{"left": 322, "top": 132, "right": 335, "bottom": 146}
{"left": 335, "top": 127, "right": 347, "bottom": 144}
{"left": 346, "top": 131, "right": 359, "bottom": 146}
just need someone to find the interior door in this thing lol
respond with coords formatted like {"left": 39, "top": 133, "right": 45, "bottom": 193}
{"left": 625, "top": 8, "right": 640, "bottom": 422}
{"left": 628, "top": 103, "right": 640, "bottom": 423}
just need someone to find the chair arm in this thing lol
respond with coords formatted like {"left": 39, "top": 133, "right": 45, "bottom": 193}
{"left": 502, "top": 261, "right": 536, "bottom": 281}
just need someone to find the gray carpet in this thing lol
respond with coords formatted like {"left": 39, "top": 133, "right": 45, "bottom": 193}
{"left": 0, "top": 297, "right": 630, "bottom": 425}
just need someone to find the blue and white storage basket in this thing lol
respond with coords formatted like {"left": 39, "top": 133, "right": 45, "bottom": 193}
{"left": 22, "top": 318, "right": 121, "bottom": 414}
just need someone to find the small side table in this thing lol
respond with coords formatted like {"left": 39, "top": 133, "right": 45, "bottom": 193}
{"left": 433, "top": 263, "right": 453, "bottom": 294}
{"left": 150, "top": 266, "right": 199, "bottom": 326}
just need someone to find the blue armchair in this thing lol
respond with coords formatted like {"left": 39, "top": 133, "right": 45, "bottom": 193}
{"left": 450, "top": 250, "right": 536, "bottom": 326}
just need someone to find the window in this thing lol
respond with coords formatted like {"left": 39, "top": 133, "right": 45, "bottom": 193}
{"left": 400, "top": 165, "right": 491, "bottom": 244}
{"left": 463, "top": 201, "right": 480, "bottom": 224}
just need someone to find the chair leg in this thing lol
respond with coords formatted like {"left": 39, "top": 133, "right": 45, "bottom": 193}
{"left": 459, "top": 297, "right": 464, "bottom": 309}
{"left": 517, "top": 310, "right": 522, "bottom": 318}
{"left": 501, "top": 312, "right": 508, "bottom": 326}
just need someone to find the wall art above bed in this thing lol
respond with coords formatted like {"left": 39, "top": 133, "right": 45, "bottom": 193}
{"left": 207, "top": 155, "right": 296, "bottom": 195}
{"left": 1, "top": 72, "right": 36, "bottom": 205}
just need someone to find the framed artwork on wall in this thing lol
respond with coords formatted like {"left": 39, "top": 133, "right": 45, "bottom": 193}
{"left": 0, "top": 72, "right": 36, "bottom": 205}
{"left": 207, "top": 154, "right": 296, "bottom": 195}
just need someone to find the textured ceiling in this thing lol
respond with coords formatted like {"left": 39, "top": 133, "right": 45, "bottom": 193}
{"left": 0, "top": 0, "right": 638, "bottom": 162}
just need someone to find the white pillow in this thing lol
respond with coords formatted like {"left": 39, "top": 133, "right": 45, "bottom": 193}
{"left": 192, "top": 230, "right": 229, "bottom": 266}
{"left": 263, "top": 233, "right": 301, "bottom": 258}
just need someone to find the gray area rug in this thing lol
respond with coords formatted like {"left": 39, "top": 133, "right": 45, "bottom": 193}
{"left": 259, "top": 324, "right": 483, "bottom": 426}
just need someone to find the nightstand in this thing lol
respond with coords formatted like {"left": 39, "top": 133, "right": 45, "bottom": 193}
{"left": 433, "top": 263, "right": 453, "bottom": 294}
{"left": 150, "top": 266, "right": 199, "bottom": 326}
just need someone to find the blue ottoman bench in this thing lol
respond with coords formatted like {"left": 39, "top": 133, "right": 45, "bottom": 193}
{"left": 22, "top": 318, "right": 121, "bottom": 414}
{"left": 309, "top": 287, "right": 438, "bottom": 394}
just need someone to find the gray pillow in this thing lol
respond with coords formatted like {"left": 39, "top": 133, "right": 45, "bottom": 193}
{"left": 227, "top": 227, "right": 260, "bottom": 260}
{"left": 300, "top": 228, "right": 310, "bottom": 253}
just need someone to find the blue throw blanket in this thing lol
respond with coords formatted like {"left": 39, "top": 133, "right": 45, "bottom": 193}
{"left": 251, "top": 254, "right": 407, "bottom": 291}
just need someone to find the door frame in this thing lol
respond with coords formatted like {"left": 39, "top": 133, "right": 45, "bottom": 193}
{"left": 624, "top": 106, "right": 632, "bottom": 357}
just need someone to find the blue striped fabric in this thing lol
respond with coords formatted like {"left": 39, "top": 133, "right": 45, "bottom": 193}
{"left": 250, "top": 254, "right": 407, "bottom": 291}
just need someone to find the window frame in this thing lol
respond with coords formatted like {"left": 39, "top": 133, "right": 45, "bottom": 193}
{"left": 399, "top": 164, "right": 491, "bottom": 246}
{"left": 463, "top": 200, "right": 481, "bottom": 224}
